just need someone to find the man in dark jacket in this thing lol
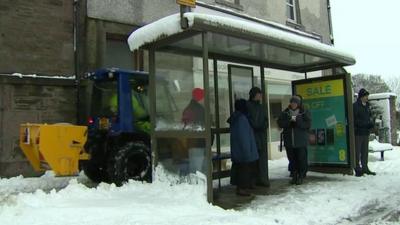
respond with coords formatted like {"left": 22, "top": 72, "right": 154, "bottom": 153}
{"left": 247, "top": 87, "right": 269, "bottom": 187}
{"left": 278, "top": 95, "right": 311, "bottom": 185}
{"left": 353, "top": 88, "right": 376, "bottom": 176}
{"left": 228, "top": 99, "right": 259, "bottom": 196}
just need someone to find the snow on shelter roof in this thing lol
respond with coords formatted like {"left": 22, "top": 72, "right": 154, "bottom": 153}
{"left": 128, "top": 13, "right": 356, "bottom": 72}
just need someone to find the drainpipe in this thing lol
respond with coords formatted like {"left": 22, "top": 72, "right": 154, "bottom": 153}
{"left": 327, "top": 0, "right": 334, "bottom": 45}
{"left": 73, "top": 0, "right": 80, "bottom": 124}
{"left": 180, "top": 5, "right": 191, "bottom": 29}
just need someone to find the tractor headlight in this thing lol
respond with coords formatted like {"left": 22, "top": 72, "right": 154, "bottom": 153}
{"left": 108, "top": 72, "right": 114, "bottom": 79}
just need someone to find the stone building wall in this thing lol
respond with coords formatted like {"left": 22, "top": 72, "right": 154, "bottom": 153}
{"left": 0, "top": 0, "right": 76, "bottom": 75}
{"left": 0, "top": 76, "right": 77, "bottom": 177}
{"left": 0, "top": 0, "right": 86, "bottom": 177}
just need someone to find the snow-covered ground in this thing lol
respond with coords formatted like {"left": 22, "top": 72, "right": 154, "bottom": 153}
{"left": 1, "top": 149, "right": 400, "bottom": 225}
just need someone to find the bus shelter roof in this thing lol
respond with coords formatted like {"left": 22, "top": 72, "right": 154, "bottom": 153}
{"left": 128, "top": 13, "right": 355, "bottom": 73}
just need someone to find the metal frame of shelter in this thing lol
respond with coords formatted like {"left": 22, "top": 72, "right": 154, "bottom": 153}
{"left": 129, "top": 12, "right": 356, "bottom": 203}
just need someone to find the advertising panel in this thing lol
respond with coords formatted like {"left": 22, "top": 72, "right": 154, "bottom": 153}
{"left": 293, "top": 75, "right": 351, "bottom": 166}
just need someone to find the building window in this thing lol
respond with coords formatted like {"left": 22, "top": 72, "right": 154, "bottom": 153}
{"left": 226, "top": 0, "right": 239, "bottom": 4}
{"left": 105, "top": 34, "right": 134, "bottom": 69}
{"left": 215, "top": 0, "right": 243, "bottom": 11}
{"left": 286, "top": 0, "right": 297, "bottom": 22}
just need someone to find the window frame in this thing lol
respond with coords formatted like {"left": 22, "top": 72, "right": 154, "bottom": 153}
{"left": 215, "top": 0, "right": 243, "bottom": 11}
{"left": 105, "top": 33, "right": 135, "bottom": 70}
{"left": 286, "top": 0, "right": 297, "bottom": 23}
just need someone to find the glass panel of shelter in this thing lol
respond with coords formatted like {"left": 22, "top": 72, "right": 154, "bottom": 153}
{"left": 264, "top": 68, "right": 309, "bottom": 159}
{"left": 208, "top": 60, "right": 231, "bottom": 188}
{"left": 228, "top": 65, "right": 254, "bottom": 113}
{"left": 210, "top": 60, "right": 258, "bottom": 189}
{"left": 153, "top": 46, "right": 208, "bottom": 183}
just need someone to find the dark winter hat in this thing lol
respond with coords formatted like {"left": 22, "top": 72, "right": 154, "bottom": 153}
{"left": 358, "top": 88, "right": 369, "bottom": 98}
{"left": 290, "top": 95, "right": 301, "bottom": 105}
{"left": 234, "top": 99, "right": 248, "bottom": 114}
{"left": 249, "top": 87, "right": 262, "bottom": 99}
{"left": 192, "top": 88, "right": 204, "bottom": 102}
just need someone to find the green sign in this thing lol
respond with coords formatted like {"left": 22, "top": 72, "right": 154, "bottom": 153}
{"left": 294, "top": 76, "right": 350, "bottom": 165}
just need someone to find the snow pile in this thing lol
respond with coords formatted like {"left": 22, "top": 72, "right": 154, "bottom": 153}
{"left": 1, "top": 150, "right": 400, "bottom": 225}
{"left": 0, "top": 167, "right": 239, "bottom": 225}
{"left": 369, "top": 139, "right": 393, "bottom": 152}
{"left": 0, "top": 171, "right": 90, "bottom": 196}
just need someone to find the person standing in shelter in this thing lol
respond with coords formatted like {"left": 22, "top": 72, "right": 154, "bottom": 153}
{"left": 278, "top": 95, "right": 311, "bottom": 185}
{"left": 353, "top": 88, "right": 376, "bottom": 176}
{"left": 247, "top": 87, "right": 269, "bottom": 187}
{"left": 228, "top": 99, "right": 259, "bottom": 196}
{"left": 182, "top": 88, "right": 206, "bottom": 174}
{"left": 182, "top": 88, "right": 205, "bottom": 128}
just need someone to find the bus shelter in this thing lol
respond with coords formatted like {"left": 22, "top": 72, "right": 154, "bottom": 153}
{"left": 128, "top": 12, "right": 356, "bottom": 202}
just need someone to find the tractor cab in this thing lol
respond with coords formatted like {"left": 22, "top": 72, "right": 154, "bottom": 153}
{"left": 87, "top": 68, "right": 150, "bottom": 135}
{"left": 82, "top": 68, "right": 158, "bottom": 185}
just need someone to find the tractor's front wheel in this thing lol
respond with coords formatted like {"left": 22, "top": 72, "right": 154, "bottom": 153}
{"left": 82, "top": 131, "right": 109, "bottom": 183}
{"left": 82, "top": 160, "right": 109, "bottom": 183}
{"left": 107, "top": 141, "right": 151, "bottom": 186}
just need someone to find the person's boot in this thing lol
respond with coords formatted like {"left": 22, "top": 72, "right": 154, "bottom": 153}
{"left": 290, "top": 172, "right": 298, "bottom": 184}
{"left": 355, "top": 169, "right": 363, "bottom": 177}
{"left": 363, "top": 169, "right": 376, "bottom": 176}
{"left": 249, "top": 181, "right": 256, "bottom": 189}
{"left": 236, "top": 188, "right": 251, "bottom": 196}
{"left": 256, "top": 181, "right": 270, "bottom": 188}
{"left": 296, "top": 173, "right": 304, "bottom": 185}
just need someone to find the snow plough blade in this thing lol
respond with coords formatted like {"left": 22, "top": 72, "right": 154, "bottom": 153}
{"left": 19, "top": 123, "right": 90, "bottom": 176}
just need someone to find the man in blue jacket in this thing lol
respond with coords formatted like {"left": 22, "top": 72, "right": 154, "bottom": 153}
{"left": 228, "top": 99, "right": 259, "bottom": 196}
{"left": 353, "top": 88, "right": 376, "bottom": 176}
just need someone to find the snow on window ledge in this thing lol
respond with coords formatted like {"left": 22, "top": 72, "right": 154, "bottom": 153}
{"left": 155, "top": 120, "right": 205, "bottom": 132}
{"left": 0, "top": 73, "right": 76, "bottom": 80}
